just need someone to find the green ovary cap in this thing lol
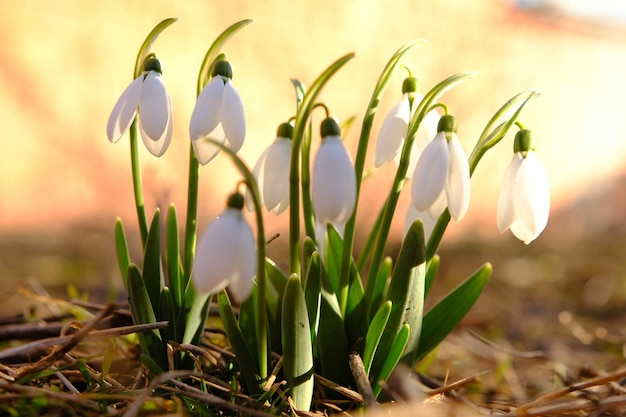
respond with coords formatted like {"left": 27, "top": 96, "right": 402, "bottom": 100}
{"left": 227, "top": 192, "right": 245, "bottom": 210}
{"left": 437, "top": 114, "right": 458, "bottom": 133}
{"left": 212, "top": 60, "right": 233, "bottom": 80}
{"left": 514, "top": 129, "right": 533, "bottom": 154}
{"left": 402, "top": 76, "right": 418, "bottom": 94}
{"left": 143, "top": 57, "right": 162, "bottom": 74}
{"left": 276, "top": 122, "right": 294, "bottom": 140}
{"left": 320, "top": 117, "right": 341, "bottom": 138}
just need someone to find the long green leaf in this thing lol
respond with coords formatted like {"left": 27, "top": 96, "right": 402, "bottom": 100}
{"left": 265, "top": 257, "right": 288, "bottom": 354}
{"left": 165, "top": 204, "right": 183, "bottom": 307}
{"left": 238, "top": 283, "right": 260, "bottom": 368}
{"left": 368, "top": 256, "right": 392, "bottom": 321}
{"left": 114, "top": 218, "right": 131, "bottom": 289}
{"left": 217, "top": 290, "right": 261, "bottom": 395}
{"left": 370, "top": 220, "right": 425, "bottom": 379}
{"left": 127, "top": 264, "right": 166, "bottom": 371}
{"left": 181, "top": 283, "right": 211, "bottom": 347}
{"left": 143, "top": 209, "right": 164, "bottom": 315}
{"left": 303, "top": 251, "right": 322, "bottom": 342}
{"left": 363, "top": 301, "right": 392, "bottom": 376}
{"left": 424, "top": 254, "right": 440, "bottom": 298}
{"left": 373, "top": 324, "right": 410, "bottom": 399}
{"left": 281, "top": 275, "right": 314, "bottom": 411}
{"left": 416, "top": 263, "right": 492, "bottom": 361}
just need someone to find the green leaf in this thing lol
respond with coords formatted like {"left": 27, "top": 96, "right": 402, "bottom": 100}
{"left": 114, "top": 218, "right": 131, "bottom": 289}
{"left": 165, "top": 204, "right": 184, "bottom": 307}
{"left": 316, "top": 267, "right": 352, "bottom": 387}
{"left": 159, "top": 287, "right": 176, "bottom": 346}
{"left": 139, "top": 353, "right": 165, "bottom": 377}
{"left": 368, "top": 256, "right": 392, "bottom": 321}
{"left": 181, "top": 283, "right": 211, "bottom": 347}
{"left": 238, "top": 283, "right": 259, "bottom": 367}
{"left": 373, "top": 324, "right": 410, "bottom": 399}
{"left": 416, "top": 263, "right": 492, "bottom": 361}
{"left": 371, "top": 219, "right": 426, "bottom": 378}
{"left": 424, "top": 254, "right": 440, "bottom": 298}
{"left": 127, "top": 264, "right": 166, "bottom": 371}
{"left": 217, "top": 290, "right": 261, "bottom": 395}
{"left": 143, "top": 209, "right": 164, "bottom": 315}
{"left": 345, "top": 260, "right": 367, "bottom": 348}
{"left": 301, "top": 236, "right": 317, "bottom": 288}
{"left": 290, "top": 78, "right": 306, "bottom": 109}
{"left": 363, "top": 300, "right": 391, "bottom": 376}
{"left": 281, "top": 275, "right": 314, "bottom": 411}
{"left": 135, "top": 18, "right": 178, "bottom": 78}
{"left": 323, "top": 224, "right": 342, "bottom": 295}
{"left": 303, "top": 251, "right": 322, "bottom": 342}
{"left": 197, "top": 19, "right": 255, "bottom": 93}
{"left": 265, "top": 257, "right": 287, "bottom": 354}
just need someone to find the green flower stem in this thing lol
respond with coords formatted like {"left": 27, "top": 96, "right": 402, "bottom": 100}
{"left": 425, "top": 89, "right": 538, "bottom": 261}
{"left": 364, "top": 72, "right": 477, "bottom": 310}
{"left": 182, "top": 18, "right": 254, "bottom": 283}
{"left": 183, "top": 151, "right": 199, "bottom": 281}
{"left": 301, "top": 126, "right": 316, "bottom": 240}
{"left": 126, "top": 18, "right": 178, "bottom": 246}
{"left": 337, "top": 40, "right": 425, "bottom": 316}
{"left": 129, "top": 120, "right": 149, "bottom": 246}
{"left": 288, "top": 53, "right": 355, "bottom": 275}
{"left": 204, "top": 138, "right": 268, "bottom": 381}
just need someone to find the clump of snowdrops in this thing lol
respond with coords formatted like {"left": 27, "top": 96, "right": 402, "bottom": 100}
{"left": 107, "top": 18, "right": 549, "bottom": 412}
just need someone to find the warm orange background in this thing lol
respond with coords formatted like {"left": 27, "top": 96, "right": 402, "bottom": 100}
{"left": 1, "top": 0, "right": 625, "bottom": 242}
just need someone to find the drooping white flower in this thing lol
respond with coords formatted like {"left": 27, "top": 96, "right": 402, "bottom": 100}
{"left": 192, "top": 192, "right": 256, "bottom": 302}
{"left": 248, "top": 122, "right": 293, "bottom": 214}
{"left": 497, "top": 129, "right": 550, "bottom": 244}
{"left": 189, "top": 60, "right": 246, "bottom": 165}
{"left": 374, "top": 77, "right": 440, "bottom": 178}
{"left": 106, "top": 57, "right": 173, "bottom": 157}
{"left": 312, "top": 118, "right": 357, "bottom": 225}
{"left": 411, "top": 115, "right": 470, "bottom": 222}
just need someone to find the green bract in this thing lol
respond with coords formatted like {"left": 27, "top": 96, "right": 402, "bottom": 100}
{"left": 109, "top": 17, "right": 544, "bottom": 415}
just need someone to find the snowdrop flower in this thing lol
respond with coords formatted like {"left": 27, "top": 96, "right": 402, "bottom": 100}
{"left": 189, "top": 60, "right": 246, "bottom": 165}
{"left": 106, "top": 57, "right": 173, "bottom": 157}
{"left": 312, "top": 117, "right": 357, "bottom": 225}
{"left": 375, "top": 77, "right": 439, "bottom": 177}
{"left": 411, "top": 114, "right": 470, "bottom": 222}
{"left": 248, "top": 122, "right": 293, "bottom": 214}
{"left": 497, "top": 129, "right": 550, "bottom": 244}
{"left": 192, "top": 192, "right": 256, "bottom": 302}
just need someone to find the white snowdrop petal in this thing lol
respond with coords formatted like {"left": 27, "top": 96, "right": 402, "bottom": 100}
{"left": 375, "top": 97, "right": 410, "bottom": 167}
{"left": 404, "top": 204, "right": 436, "bottom": 243}
{"left": 106, "top": 76, "right": 143, "bottom": 143}
{"left": 411, "top": 133, "right": 448, "bottom": 211}
{"left": 427, "top": 191, "right": 447, "bottom": 220}
{"left": 227, "top": 220, "right": 257, "bottom": 302}
{"left": 262, "top": 138, "right": 291, "bottom": 213}
{"left": 496, "top": 154, "right": 523, "bottom": 233}
{"left": 247, "top": 146, "right": 270, "bottom": 211}
{"left": 221, "top": 81, "right": 246, "bottom": 152}
{"left": 510, "top": 219, "right": 536, "bottom": 245}
{"left": 138, "top": 72, "right": 170, "bottom": 142}
{"left": 445, "top": 134, "right": 471, "bottom": 222}
{"left": 514, "top": 152, "right": 550, "bottom": 239}
{"left": 189, "top": 77, "right": 224, "bottom": 141}
{"left": 139, "top": 88, "right": 173, "bottom": 157}
{"left": 312, "top": 137, "right": 356, "bottom": 224}
{"left": 192, "top": 210, "right": 242, "bottom": 293}
{"left": 192, "top": 124, "right": 226, "bottom": 165}
{"left": 404, "top": 104, "right": 440, "bottom": 178}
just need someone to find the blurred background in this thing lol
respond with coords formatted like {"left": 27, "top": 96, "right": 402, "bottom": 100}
{"left": 1, "top": 0, "right": 625, "bottom": 357}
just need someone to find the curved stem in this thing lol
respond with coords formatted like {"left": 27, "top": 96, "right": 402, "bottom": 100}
{"left": 183, "top": 150, "right": 199, "bottom": 282}
{"left": 338, "top": 39, "right": 426, "bottom": 316}
{"left": 204, "top": 139, "right": 268, "bottom": 381}
{"left": 288, "top": 53, "right": 355, "bottom": 275}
